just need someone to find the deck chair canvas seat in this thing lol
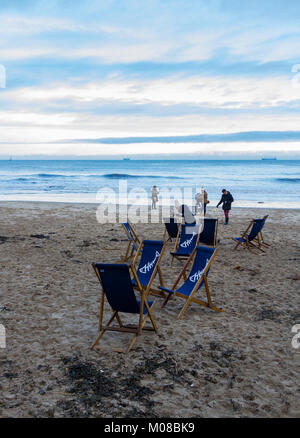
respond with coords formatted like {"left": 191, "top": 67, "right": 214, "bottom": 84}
{"left": 199, "top": 218, "right": 218, "bottom": 247}
{"left": 163, "top": 218, "right": 179, "bottom": 242}
{"left": 170, "top": 223, "right": 201, "bottom": 265}
{"left": 233, "top": 216, "right": 269, "bottom": 254}
{"left": 119, "top": 221, "right": 141, "bottom": 263}
{"left": 159, "top": 246, "right": 223, "bottom": 319}
{"left": 91, "top": 263, "right": 158, "bottom": 353}
{"left": 131, "top": 240, "right": 167, "bottom": 298}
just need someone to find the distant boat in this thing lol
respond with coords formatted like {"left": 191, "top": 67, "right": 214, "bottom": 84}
{"left": 123, "top": 158, "right": 131, "bottom": 161}
{"left": 9, "top": 157, "right": 13, "bottom": 161}
{"left": 261, "top": 157, "right": 277, "bottom": 160}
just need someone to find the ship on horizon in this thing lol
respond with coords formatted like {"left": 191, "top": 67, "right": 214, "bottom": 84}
{"left": 261, "top": 157, "right": 277, "bottom": 160}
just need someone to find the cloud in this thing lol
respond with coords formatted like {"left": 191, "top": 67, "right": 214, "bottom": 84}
{"left": 3, "top": 75, "right": 300, "bottom": 111}
{"left": 60, "top": 131, "right": 300, "bottom": 144}
{"left": 1, "top": 1, "right": 300, "bottom": 156}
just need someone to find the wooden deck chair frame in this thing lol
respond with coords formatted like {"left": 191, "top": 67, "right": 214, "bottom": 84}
{"left": 232, "top": 218, "right": 268, "bottom": 254}
{"left": 171, "top": 223, "right": 201, "bottom": 266}
{"left": 131, "top": 240, "right": 167, "bottom": 298}
{"left": 162, "top": 247, "right": 223, "bottom": 319}
{"left": 257, "top": 215, "right": 270, "bottom": 249}
{"left": 119, "top": 221, "right": 141, "bottom": 263}
{"left": 91, "top": 263, "right": 158, "bottom": 353}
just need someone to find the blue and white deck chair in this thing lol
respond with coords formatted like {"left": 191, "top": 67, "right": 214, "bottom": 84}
{"left": 163, "top": 218, "right": 179, "bottom": 242}
{"left": 91, "top": 263, "right": 158, "bottom": 353}
{"left": 170, "top": 223, "right": 201, "bottom": 265}
{"left": 159, "top": 246, "right": 223, "bottom": 319}
{"left": 199, "top": 218, "right": 218, "bottom": 247}
{"left": 233, "top": 216, "right": 269, "bottom": 254}
{"left": 119, "top": 221, "right": 141, "bottom": 263}
{"left": 131, "top": 240, "right": 167, "bottom": 298}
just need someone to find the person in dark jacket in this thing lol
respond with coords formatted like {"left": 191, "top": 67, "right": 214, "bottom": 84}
{"left": 216, "top": 189, "right": 234, "bottom": 224}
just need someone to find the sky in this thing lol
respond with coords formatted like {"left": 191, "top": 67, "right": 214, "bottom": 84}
{"left": 0, "top": 0, "right": 300, "bottom": 158}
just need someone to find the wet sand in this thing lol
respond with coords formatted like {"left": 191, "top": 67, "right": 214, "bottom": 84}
{"left": 0, "top": 201, "right": 300, "bottom": 418}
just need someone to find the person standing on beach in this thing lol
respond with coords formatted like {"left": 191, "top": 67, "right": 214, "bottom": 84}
{"left": 195, "top": 192, "right": 202, "bottom": 214}
{"left": 216, "top": 189, "right": 234, "bottom": 224}
{"left": 151, "top": 185, "right": 159, "bottom": 209}
{"left": 201, "top": 187, "right": 209, "bottom": 216}
{"left": 195, "top": 187, "right": 209, "bottom": 216}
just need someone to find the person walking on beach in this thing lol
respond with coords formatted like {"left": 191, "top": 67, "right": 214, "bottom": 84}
{"left": 151, "top": 185, "right": 159, "bottom": 209}
{"left": 216, "top": 189, "right": 234, "bottom": 224}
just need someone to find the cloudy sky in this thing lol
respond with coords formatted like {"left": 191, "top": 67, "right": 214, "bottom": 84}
{"left": 0, "top": 0, "right": 300, "bottom": 158}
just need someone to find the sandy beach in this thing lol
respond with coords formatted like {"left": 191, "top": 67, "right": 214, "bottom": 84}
{"left": 0, "top": 201, "right": 299, "bottom": 418}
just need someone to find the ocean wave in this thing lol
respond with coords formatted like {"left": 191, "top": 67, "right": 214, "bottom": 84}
{"left": 8, "top": 178, "right": 37, "bottom": 183}
{"left": 275, "top": 178, "right": 300, "bottom": 183}
{"left": 10, "top": 174, "right": 75, "bottom": 180}
{"left": 99, "top": 173, "right": 183, "bottom": 179}
{"left": 37, "top": 173, "right": 75, "bottom": 178}
{"left": 8, "top": 173, "right": 183, "bottom": 180}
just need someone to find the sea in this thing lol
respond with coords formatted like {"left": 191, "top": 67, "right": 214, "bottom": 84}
{"left": 0, "top": 159, "right": 299, "bottom": 208}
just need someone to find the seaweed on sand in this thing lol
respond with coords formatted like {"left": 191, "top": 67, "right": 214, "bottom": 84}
{"left": 57, "top": 350, "right": 192, "bottom": 417}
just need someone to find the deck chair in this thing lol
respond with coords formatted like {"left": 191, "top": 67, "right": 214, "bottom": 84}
{"left": 232, "top": 216, "right": 269, "bottom": 254}
{"left": 170, "top": 223, "right": 201, "bottom": 265}
{"left": 91, "top": 263, "right": 157, "bottom": 353}
{"left": 199, "top": 218, "right": 218, "bottom": 247}
{"left": 119, "top": 221, "right": 141, "bottom": 263}
{"left": 163, "top": 218, "right": 179, "bottom": 242}
{"left": 131, "top": 240, "right": 167, "bottom": 298}
{"left": 159, "top": 246, "right": 223, "bottom": 319}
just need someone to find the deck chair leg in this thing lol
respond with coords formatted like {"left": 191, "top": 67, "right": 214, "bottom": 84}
{"left": 203, "top": 276, "right": 223, "bottom": 312}
{"left": 99, "top": 291, "right": 105, "bottom": 331}
{"left": 125, "top": 334, "right": 139, "bottom": 353}
{"left": 143, "top": 301, "right": 158, "bottom": 332}
{"left": 125, "top": 243, "right": 130, "bottom": 260}
{"left": 91, "top": 311, "right": 118, "bottom": 350}
{"left": 177, "top": 294, "right": 194, "bottom": 319}
{"left": 124, "top": 303, "right": 158, "bottom": 353}
{"left": 162, "top": 293, "right": 173, "bottom": 308}
{"left": 233, "top": 239, "right": 243, "bottom": 251}
{"left": 157, "top": 266, "right": 164, "bottom": 287}
{"left": 116, "top": 313, "right": 123, "bottom": 327}
{"left": 203, "top": 276, "right": 213, "bottom": 308}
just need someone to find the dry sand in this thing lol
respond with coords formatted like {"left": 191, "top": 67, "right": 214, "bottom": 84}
{"left": 0, "top": 201, "right": 299, "bottom": 418}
